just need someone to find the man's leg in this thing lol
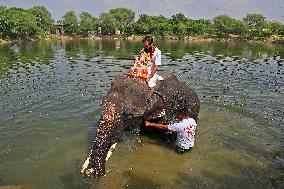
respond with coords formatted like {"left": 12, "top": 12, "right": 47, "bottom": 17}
{"left": 147, "top": 74, "right": 158, "bottom": 92}
{"left": 175, "top": 146, "right": 192, "bottom": 154}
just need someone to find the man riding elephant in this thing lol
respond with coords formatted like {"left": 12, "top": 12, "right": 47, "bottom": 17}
{"left": 128, "top": 36, "right": 163, "bottom": 91}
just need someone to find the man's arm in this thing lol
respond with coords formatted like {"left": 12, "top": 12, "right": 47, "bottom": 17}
{"left": 147, "top": 48, "right": 161, "bottom": 81}
{"left": 145, "top": 121, "right": 168, "bottom": 129}
{"left": 147, "top": 65, "right": 158, "bottom": 80}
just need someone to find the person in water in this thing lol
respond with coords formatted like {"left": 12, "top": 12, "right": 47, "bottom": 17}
{"left": 145, "top": 111, "right": 197, "bottom": 154}
{"left": 128, "top": 36, "right": 163, "bottom": 90}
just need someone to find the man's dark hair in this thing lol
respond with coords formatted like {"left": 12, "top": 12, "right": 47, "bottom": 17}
{"left": 142, "top": 36, "right": 153, "bottom": 44}
{"left": 177, "top": 107, "right": 190, "bottom": 117}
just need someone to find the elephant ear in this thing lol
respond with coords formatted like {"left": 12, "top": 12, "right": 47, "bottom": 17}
{"left": 151, "top": 71, "right": 200, "bottom": 122}
{"left": 144, "top": 92, "right": 165, "bottom": 120}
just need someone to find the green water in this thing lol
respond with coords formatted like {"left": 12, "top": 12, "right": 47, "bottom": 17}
{"left": 0, "top": 39, "right": 283, "bottom": 189}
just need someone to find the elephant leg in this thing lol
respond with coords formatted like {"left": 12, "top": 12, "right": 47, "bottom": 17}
{"left": 133, "top": 126, "right": 141, "bottom": 143}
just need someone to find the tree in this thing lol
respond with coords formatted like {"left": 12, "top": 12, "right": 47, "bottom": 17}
{"left": 270, "top": 21, "right": 283, "bottom": 35}
{"left": 212, "top": 15, "right": 236, "bottom": 37}
{"left": 0, "top": 7, "right": 38, "bottom": 39}
{"left": 132, "top": 15, "right": 172, "bottom": 36}
{"left": 243, "top": 14, "right": 266, "bottom": 27}
{"left": 187, "top": 19, "right": 211, "bottom": 36}
{"left": 175, "top": 22, "right": 187, "bottom": 37}
{"left": 99, "top": 12, "right": 119, "bottom": 35}
{"left": 134, "top": 14, "right": 152, "bottom": 34}
{"left": 28, "top": 6, "right": 54, "bottom": 33}
{"left": 61, "top": 10, "right": 79, "bottom": 35}
{"left": 231, "top": 20, "right": 248, "bottom": 36}
{"left": 79, "top": 11, "right": 97, "bottom": 35}
{"left": 109, "top": 8, "right": 135, "bottom": 30}
{"left": 0, "top": 6, "right": 7, "bottom": 11}
{"left": 153, "top": 16, "right": 172, "bottom": 36}
{"left": 124, "top": 23, "right": 135, "bottom": 35}
{"left": 171, "top": 13, "right": 188, "bottom": 25}
{"left": 242, "top": 14, "right": 275, "bottom": 38}
{"left": 255, "top": 20, "right": 273, "bottom": 38}
{"left": 171, "top": 13, "right": 188, "bottom": 36}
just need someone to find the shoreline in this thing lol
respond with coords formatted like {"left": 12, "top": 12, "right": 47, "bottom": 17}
{"left": 64, "top": 34, "right": 284, "bottom": 44}
{"left": 1, "top": 34, "right": 284, "bottom": 45}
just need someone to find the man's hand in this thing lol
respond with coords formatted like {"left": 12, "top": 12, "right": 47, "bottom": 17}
{"left": 147, "top": 65, "right": 158, "bottom": 82}
{"left": 146, "top": 77, "right": 151, "bottom": 82}
{"left": 145, "top": 121, "right": 151, "bottom": 127}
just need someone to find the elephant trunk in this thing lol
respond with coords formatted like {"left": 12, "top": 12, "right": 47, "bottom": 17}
{"left": 81, "top": 101, "right": 123, "bottom": 178}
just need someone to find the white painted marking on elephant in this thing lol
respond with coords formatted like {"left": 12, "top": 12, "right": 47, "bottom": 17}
{"left": 157, "top": 109, "right": 166, "bottom": 117}
{"left": 81, "top": 156, "right": 91, "bottom": 173}
{"left": 81, "top": 155, "right": 95, "bottom": 176}
{"left": 158, "top": 75, "right": 164, "bottom": 81}
{"left": 81, "top": 149, "right": 94, "bottom": 175}
{"left": 106, "top": 143, "right": 117, "bottom": 161}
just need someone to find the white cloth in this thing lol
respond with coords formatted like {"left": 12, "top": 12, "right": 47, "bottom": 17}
{"left": 148, "top": 73, "right": 159, "bottom": 88}
{"left": 168, "top": 118, "right": 197, "bottom": 149}
{"left": 143, "top": 47, "right": 163, "bottom": 87}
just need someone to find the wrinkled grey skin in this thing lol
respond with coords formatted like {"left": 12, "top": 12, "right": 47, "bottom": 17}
{"left": 81, "top": 72, "right": 200, "bottom": 178}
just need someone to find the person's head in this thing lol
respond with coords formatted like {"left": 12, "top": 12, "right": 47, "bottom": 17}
{"left": 177, "top": 110, "right": 189, "bottom": 121}
{"left": 142, "top": 36, "right": 153, "bottom": 50}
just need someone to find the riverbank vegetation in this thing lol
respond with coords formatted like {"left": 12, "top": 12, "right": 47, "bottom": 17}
{"left": 0, "top": 6, "right": 283, "bottom": 42}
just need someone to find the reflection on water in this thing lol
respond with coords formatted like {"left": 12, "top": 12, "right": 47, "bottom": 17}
{"left": 0, "top": 39, "right": 283, "bottom": 189}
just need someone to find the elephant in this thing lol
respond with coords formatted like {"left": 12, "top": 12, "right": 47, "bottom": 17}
{"left": 81, "top": 71, "right": 200, "bottom": 178}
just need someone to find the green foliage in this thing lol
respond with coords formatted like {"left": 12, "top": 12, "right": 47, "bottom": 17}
{"left": 97, "top": 8, "right": 135, "bottom": 34}
{"left": 243, "top": 14, "right": 266, "bottom": 27}
{"left": 134, "top": 14, "right": 153, "bottom": 34}
{"left": 28, "top": 6, "right": 54, "bottom": 33}
{"left": 109, "top": 8, "right": 135, "bottom": 27}
{"left": 270, "top": 21, "right": 284, "bottom": 35}
{"left": 211, "top": 15, "right": 250, "bottom": 37}
{"left": 253, "top": 20, "right": 273, "bottom": 38}
{"left": 152, "top": 16, "right": 172, "bottom": 36}
{"left": 0, "top": 7, "right": 38, "bottom": 39}
{"left": 187, "top": 19, "right": 211, "bottom": 36}
{"left": 99, "top": 12, "right": 119, "bottom": 35}
{"left": 0, "top": 6, "right": 283, "bottom": 40}
{"left": 61, "top": 10, "right": 79, "bottom": 34}
{"left": 171, "top": 13, "right": 188, "bottom": 35}
{"left": 0, "top": 6, "right": 7, "bottom": 10}
{"left": 242, "top": 13, "right": 273, "bottom": 38}
{"left": 133, "top": 15, "right": 172, "bottom": 36}
{"left": 124, "top": 23, "right": 135, "bottom": 35}
{"left": 79, "top": 11, "right": 98, "bottom": 35}
{"left": 212, "top": 15, "right": 236, "bottom": 37}
{"left": 231, "top": 20, "right": 248, "bottom": 36}
{"left": 171, "top": 13, "right": 188, "bottom": 25}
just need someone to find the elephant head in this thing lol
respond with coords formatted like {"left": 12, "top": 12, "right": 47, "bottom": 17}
{"left": 81, "top": 72, "right": 200, "bottom": 178}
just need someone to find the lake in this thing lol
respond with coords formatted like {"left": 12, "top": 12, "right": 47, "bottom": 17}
{"left": 0, "top": 39, "right": 283, "bottom": 189}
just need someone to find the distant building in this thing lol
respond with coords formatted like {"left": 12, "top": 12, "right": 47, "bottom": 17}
{"left": 98, "top": 27, "right": 102, "bottom": 35}
{"left": 115, "top": 28, "right": 121, "bottom": 35}
{"left": 55, "top": 24, "right": 64, "bottom": 35}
